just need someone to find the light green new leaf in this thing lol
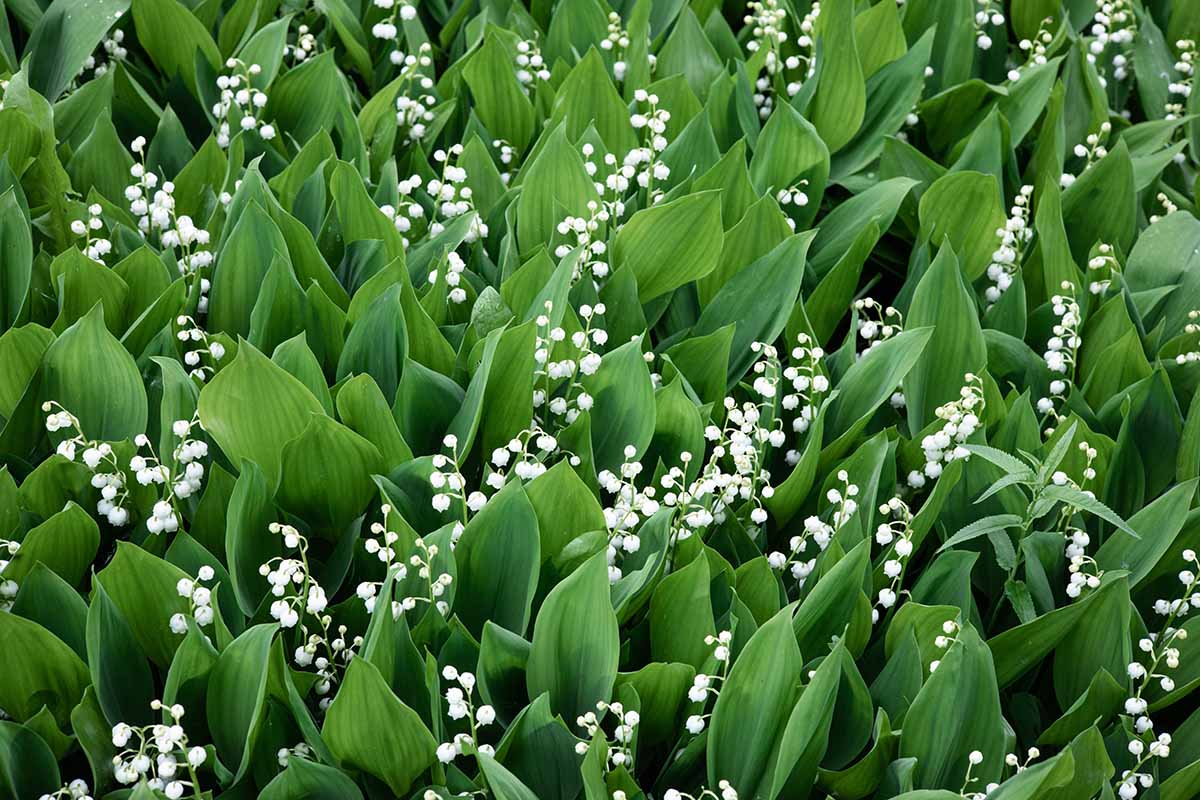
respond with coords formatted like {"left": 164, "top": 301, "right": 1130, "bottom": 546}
{"left": 917, "top": 171, "right": 1005, "bottom": 281}
{"left": 900, "top": 625, "right": 1005, "bottom": 790}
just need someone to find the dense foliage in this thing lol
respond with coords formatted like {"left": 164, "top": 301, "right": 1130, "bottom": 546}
{"left": 3, "top": 0, "right": 1200, "bottom": 798}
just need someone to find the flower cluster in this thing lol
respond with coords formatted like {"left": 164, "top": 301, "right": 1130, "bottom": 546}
{"left": 745, "top": 0, "right": 788, "bottom": 118}
{"left": 984, "top": 185, "right": 1033, "bottom": 304}
{"left": 176, "top": 316, "right": 225, "bottom": 379}
{"left": 575, "top": 700, "right": 639, "bottom": 771}
{"left": 930, "top": 618, "right": 962, "bottom": 673}
{"left": 263, "top": 524, "right": 358, "bottom": 705}
{"left": 873, "top": 497, "right": 915, "bottom": 621}
{"left": 1166, "top": 39, "right": 1197, "bottom": 120}
{"left": 0, "top": 537, "right": 19, "bottom": 610}
{"left": 38, "top": 779, "right": 94, "bottom": 800}
{"left": 959, "top": 749, "right": 996, "bottom": 799}
{"left": 1087, "top": 242, "right": 1122, "bottom": 296}
{"left": 1062, "top": 122, "right": 1113, "bottom": 189}
{"left": 782, "top": 333, "right": 828, "bottom": 454}
{"left": 663, "top": 783, "right": 738, "bottom": 800}
{"left": 1149, "top": 191, "right": 1180, "bottom": 225}
{"left": 382, "top": 145, "right": 487, "bottom": 250}
{"left": 653, "top": 347, "right": 786, "bottom": 550}
{"left": 169, "top": 565, "right": 216, "bottom": 634}
{"left": 1057, "top": 442, "right": 1104, "bottom": 598}
{"left": 683, "top": 631, "right": 733, "bottom": 736}
{"left": 110, "top": 701, "right": 206, "bottom": 798}
{"left": 625, "top": 90, "right": 672, "bottom": 204}
{"left": 1008, "top": 18, "right": 1055, "bottom": 82}
{"left": 782, "top": 1, "right": 821, "bottom": 98}
{"left": 769, "top": 471, "right": 858, "bottom": 587}
{"left": 1037, "top": 282, "right": 1082, "bottom": 434}
{"left": 854, "top": 298, "right": 902, "bottom": 354}
{"left": 436, "top": 665, "right": 495, "bottom": 764}
{"left": 1087, "top": 0, "right": 1137, "bottom": 84}
{"left": 70, "top": 203, "right": 112, "bottom": 263}
{"left": 601, "top": 12, "right": 636, "bottom": 81}
{"left": 79, "top": 28, "right": 127, "bottom": 80}
{"left": 212, "top": 59, "right": 274, "bottom": 146}
{"left": 514, "top": 39, "right": 551, "bottom": 91}
{"left": 133, "top": 416, "right": 208, "bottom": 529}
{"left": 911, "top": 374, "right": 984, "bottom": 487}
{"left": 974, "top": 0, "right": 1005, "bottom": 50}
{"left": 555, "top": 198, "right": 615, "bottom": 280}
{"left": 128, "top": 138, "right": 215, "bottom": 281}
{"left": 598, "top": 446, "right": 662, "bottom": 580}
{"left": 357, "top": 502, "right": 454, "bottom": 619}
{"left": 488, "top": 428, "right": 578, "bottom": 489}
{"left": 1176, "top": 310, "right": 1200, "bottom": 365}
{"left": 285, "top": 23, "right": 317, "bottom": 63}
{"left": 391, "top": 43, "right": 436, "bottom": 144}
{"left": 371, "top": 0, "right": 418, "bottom": 55}
{"left": 533, "top": 301, "right": 604, "bottom": 427}
{"left": 430, "top": 434, "right": 486, "bottom": 523}
{"left": 1117, "top": 551, "right": 1200, "bottom": 798}
{"left": 43, "top": 402, "right": 136, "bottom": 526}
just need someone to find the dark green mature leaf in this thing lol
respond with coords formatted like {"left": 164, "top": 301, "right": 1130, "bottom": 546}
{"left": 707, "top": 605, "right": 801, "bottom": 798}
{"left": 0, "top": 189, "right": 31, "bottom": 333}
{"left": 900, "top": 625, "right": 1005, "bottom": 790}
{"left": 0, "top": 612, "right": 89, "bottom": 726}
{"left": 454, "top": 481, "right": 541, "bottom": 637}
{"left": 902, "top": 244, "right": 987, "bottom": 430}
{"left": 527, "top": 551, "right": 619, "bottom": 723}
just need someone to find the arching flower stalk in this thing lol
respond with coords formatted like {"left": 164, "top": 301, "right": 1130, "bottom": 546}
{"left": 683, "top": 631, "right": 733, "bottom": 735}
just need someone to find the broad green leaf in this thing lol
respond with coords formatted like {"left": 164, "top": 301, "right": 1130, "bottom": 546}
{"left": 612, "top": 190, "right": 723, "bottom": 302}
{"left": 198, "top": 340, "right": 325, "bottom": 489}
{"left": 527, "top": 551, "right": 619, "bottom": 723}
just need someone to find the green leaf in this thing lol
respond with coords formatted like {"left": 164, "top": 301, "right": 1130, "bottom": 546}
{"left": 917, "top": 172, "right": 1006, "bottom": 281}
{"left": 26, "top": 0, "right": 131, "bottom": 101}
{"left": 900, "top": 625, "right": 1005, "bottom": 790}
{"left": 0, "top": 501, "right": 97, "bottom": 587}
{"left": 454, "top": 481, "right": 541, "bottom": 637}
{"left": 198, "top": 339, "right": 325, "bottom": 489}
{"left": 692, "top": 232, "right": 817, "bottom": 385}
{"left": 612, "top": 190, "right": 724, "bottom": 302}
{"left": 515, "top": 124, "right": 598, "bottom": 255}
{"left": 826, "top": 327, "right": 933, "bottom": 442}
{"left": 41, "top": 303, "right": 147, "bottom": 441}
{"left": 809, "top": 0, "right": 866, "bottom": 153}
{"left": 95, "top": 542, "right": 192, "bottom": 669}
{"left": 580, "top": 336, "right": 656, "bottom": 474}
{"left": 0, "top": 612, "right": 89, "bottom": 727}
{"left": 902, "top": 244, "right": 987, "bottom": 430}
{"left": 464, "top": 30, "right": 536, "bottom": 153}
{"left": 324, "top": 653, "right": 436, "bottom": 795}
{"left": 707, "top": 605, "right": 802, "bottom": 799}
{"left": 527, "top": 551, "right": 619, "bottom": 723}
{"left": 86, "top": 578, "right": 154, "bottom": 727}
{"left": 131, "top": 0, "right": 220, "bottom": 97}
{"left": 0, "top": 189, "right": 31, "bottom": 333}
